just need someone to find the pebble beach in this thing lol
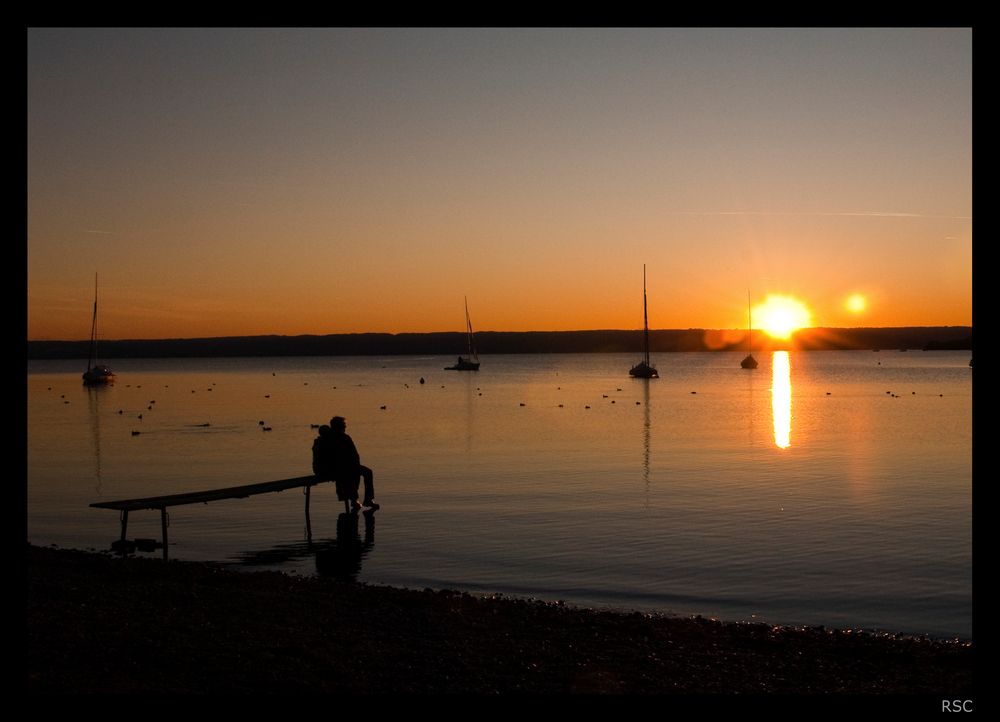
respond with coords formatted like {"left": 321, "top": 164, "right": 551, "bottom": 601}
{"left": 25, "top": 544, "right": 973, "bottom": 701}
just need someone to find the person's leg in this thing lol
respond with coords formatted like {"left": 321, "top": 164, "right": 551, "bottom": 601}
{"left": 351, "top": 474, "right": 362, "bottom": 510}
{"left": 337, "top": 477, "right": 361, "bottom": 510}
{"left": 360, "top": 465, "right": 376, "bottom": 506}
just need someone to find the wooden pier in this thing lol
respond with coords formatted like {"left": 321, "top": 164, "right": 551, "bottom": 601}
{"left": 91, "top": 475, "right": 342, "bottom": 560}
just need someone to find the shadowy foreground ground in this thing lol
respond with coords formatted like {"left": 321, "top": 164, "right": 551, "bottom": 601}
{"left": 26, "top": 545, "right": 973, "bottom": 700}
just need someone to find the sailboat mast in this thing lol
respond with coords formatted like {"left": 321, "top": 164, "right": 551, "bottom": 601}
{"left": 464, "top": 296, "right": 476, "bottom": 359}
{"left": 88, "top": 273, "right": 99, "bottom": 369}
{"left": 747, "top": 290, "right": 752, "bottom": 354}
{"left": 643, "top": 265, "right": 650, "bottom": 365}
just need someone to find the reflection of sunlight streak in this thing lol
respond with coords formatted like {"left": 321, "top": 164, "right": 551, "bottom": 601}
{"left": 772, "top": 351, "right": 791, "bottom": 449}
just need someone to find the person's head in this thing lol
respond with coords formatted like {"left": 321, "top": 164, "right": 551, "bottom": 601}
{"left": 330, "top": 416, "right": 347, "bottom": 432}
{"left": 318, "top": 424, "right": 331, "bottom": 437}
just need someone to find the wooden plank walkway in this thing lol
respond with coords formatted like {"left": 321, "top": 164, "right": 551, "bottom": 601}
{"left": 91, "top": 475, "right": 337, "bottom": 559}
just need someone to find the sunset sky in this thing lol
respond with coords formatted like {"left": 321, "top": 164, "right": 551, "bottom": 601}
{"left": 27, "top": 28, "right": 971, "bottom": 341}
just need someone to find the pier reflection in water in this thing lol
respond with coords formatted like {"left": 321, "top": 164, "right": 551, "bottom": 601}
{"left": 236, "top": 509, "right": 376, "bottom": 583}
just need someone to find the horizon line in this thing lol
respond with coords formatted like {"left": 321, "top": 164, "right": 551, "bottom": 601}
{"left": 28, "top": 324, "right": 973, "bottom": 345}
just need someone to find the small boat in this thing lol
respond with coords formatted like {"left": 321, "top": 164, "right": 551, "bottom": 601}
{"left": 83, "top": 363, "right": 115, "bottom": 385}
{"left": 445, "top": 297, "right": 480, "bottom": 371}
{"left": 740, "top": 290, "right": 759, "bottom": 369}
{"left": 629, "top": 265, "right": 658, "bottom": 379}
{"left": 82, "top": 274, "right": 116, "bottom": 385}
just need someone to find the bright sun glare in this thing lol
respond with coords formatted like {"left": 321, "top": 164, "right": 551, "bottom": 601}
{"left": 754, "top": 295, "right": 813, "bottom": 340}
{"left": 846, "top": 294, "right": 867, "bottom": 313}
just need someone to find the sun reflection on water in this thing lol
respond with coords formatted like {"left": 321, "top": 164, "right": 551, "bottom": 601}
{"left": 772, "top": 351, "right": 791, "bottom": 449}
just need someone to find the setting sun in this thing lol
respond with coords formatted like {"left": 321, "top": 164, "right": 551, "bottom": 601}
{"left": 754, "top": 295, "right": 813, "bottom": 340}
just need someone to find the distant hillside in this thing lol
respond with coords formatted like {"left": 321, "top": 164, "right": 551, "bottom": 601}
{"left": 27, "top": 326, "right": 972, "bottom": 359}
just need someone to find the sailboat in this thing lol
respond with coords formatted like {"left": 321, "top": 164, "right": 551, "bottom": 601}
{"left": 740, "top": 290, "right": 759, "bottom": 369}
{"left": 82, "top": 274, "right": 116, "bottom": 385}
{"left": 629, "top": 265, "right": 658, "bottom": 378}
{"left": 445, "top": 297, "right": 480, "bottom": 371}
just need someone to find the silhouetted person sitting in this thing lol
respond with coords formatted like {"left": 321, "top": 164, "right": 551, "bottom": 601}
{"left": 313, "top": 423, "right": 358, "bottom": 509}
{"left": 312, "top": 425, "right": 335, "bottom": 476}
{"left": 326, "top": 416, "right": 379, "bottom": 511}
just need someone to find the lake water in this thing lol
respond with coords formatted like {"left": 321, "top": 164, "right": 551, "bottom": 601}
{"left": 26, "top": 351, "right": 972, "bottom": 639}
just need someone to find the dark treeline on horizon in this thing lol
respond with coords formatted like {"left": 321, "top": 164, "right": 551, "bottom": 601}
{"left": 28, "top": 327, "right": 972, "bottom": 360}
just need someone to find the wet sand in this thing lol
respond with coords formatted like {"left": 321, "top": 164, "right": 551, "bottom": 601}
{"left": 25, "top": 544, "right": 973, "bottom": 699}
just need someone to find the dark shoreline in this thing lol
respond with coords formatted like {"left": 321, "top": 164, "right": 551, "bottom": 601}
{"left": 27, "top": 326, "right": 972, "bottom": 359}
{"left": 25, "top": 544, "right": 973, "bottom": 699}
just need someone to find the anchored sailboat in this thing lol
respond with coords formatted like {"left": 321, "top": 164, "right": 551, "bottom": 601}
{"left": 82, "top": 274, "right": 116, "bottom": 385}
{"left": 740, "top": 290, "right": 759, "bottom": 369}
{"left": 629, "top": 265, "right": 658, "bottom": 379}
{"left": 445, "top": 297, "right": 480, "bottom": 371}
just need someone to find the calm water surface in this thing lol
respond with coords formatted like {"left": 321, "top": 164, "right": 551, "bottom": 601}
{"left": 27, "top": 351, "right": 972, "bottom": 638}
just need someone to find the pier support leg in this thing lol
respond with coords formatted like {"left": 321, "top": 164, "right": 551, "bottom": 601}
{"left": 160, "top": 508, "right": 169, "bottom": 561}
{"left": 119, "top": 509, "right": 129, "bottom": 545}
{"left": 304, "top": 485, "right": 312, "bottom": 542}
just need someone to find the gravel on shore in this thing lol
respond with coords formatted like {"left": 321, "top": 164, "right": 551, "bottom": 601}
{"left": 25, "top": 544, "right": 973, "bottom": 700}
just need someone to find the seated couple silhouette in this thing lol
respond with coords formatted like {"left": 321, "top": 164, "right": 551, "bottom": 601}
{"left": 312, "top": 416, "right": 379, "bottom": 511}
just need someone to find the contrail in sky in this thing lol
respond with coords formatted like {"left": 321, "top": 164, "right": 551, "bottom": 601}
{"left": 667, "top": 211, "right": 971, "bottom": 220}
